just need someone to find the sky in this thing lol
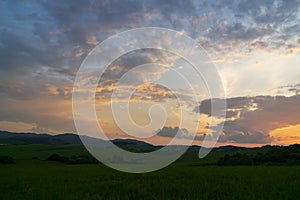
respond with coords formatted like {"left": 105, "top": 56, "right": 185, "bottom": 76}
{"left": 0, "top": 0, "right": 300, "bottom": 146}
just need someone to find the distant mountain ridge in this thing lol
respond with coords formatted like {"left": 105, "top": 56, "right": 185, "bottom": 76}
{"left": 0, "top": 130, "right": 247, "bottom": 152}
{"left": 0, "top": 130, "right": 153, "bottom": 147}
{"left": 0, "top": 131, "right": 82, "bottom": 145}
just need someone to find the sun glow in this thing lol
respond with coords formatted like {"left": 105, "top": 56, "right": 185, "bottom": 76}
{"left": 270, "top": 124, "right": 300, "bottom": 145}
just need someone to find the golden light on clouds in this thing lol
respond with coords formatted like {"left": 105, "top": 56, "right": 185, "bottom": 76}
{"left": 270, "top": 124, "right": 300, "bottom": 145}
{"left": 1, "top": 0, "right": 300, "bottom": 148}
{"left": 0, "top": 121, "right": 35, "bottom": 132}
{"left": 86, "top": 35, "right": 98, "bottom": 45}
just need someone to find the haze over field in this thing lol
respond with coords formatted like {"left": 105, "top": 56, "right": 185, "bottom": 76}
{"left": 1, "top": 0, "right": 300, "bottom": 146}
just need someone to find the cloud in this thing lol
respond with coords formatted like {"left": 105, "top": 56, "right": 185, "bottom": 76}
{"left": 272, "top": 83, "right": 300, "bottom": 95}
{"left": 197, "top": 94, "right": 300, "bottom": 144}
{"left": 155, "top": 126, "right": 190, "bottom": 139}
{"left": 131, "top": 83, "right": 176, "bottom": 102}
{"left": 1, "top": 0, "right": 299, "bottom": 79}
{"left": 198, "top": 97, "right": 257, "bottom": 118}
{"left": 0, "top": 95, "right": 75, "bottom": 134}
{"left": 1, "top": 0, "right": 300, "bottom": 137}
{"left": 1, "top": 0, "right": 299, "bottom": 76}
{"left": 95, "top": 49, "right": 180, "bottom": 104}
{"left": 195, "top": 0, "right": 300, "bottom": 56}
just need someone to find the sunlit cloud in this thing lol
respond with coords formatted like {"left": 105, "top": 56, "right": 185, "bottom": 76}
{"left": 0, "top": 0, "right": 300, "bottom": 146}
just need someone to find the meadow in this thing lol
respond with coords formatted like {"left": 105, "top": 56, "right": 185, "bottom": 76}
{"left": 1, "top": 144, "right": 300, "bottom": 200}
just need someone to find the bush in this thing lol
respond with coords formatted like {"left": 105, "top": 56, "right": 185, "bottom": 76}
{"left": 218, "top": 153, "right": 253, "bottom": 166}
{"left": 48, "top": 153, "right": 98, "bottom": 164}
{"left": 48, "top": 153, "right": 69, "bottom": 163}
{"left": 0, "top": 155, "right": 15, "bottom": 164}
{"left": 218, "top": 145, "right": 300, "bottom": 166}
{"left": 67, "top": 155, "right": 98, "bottom": 164}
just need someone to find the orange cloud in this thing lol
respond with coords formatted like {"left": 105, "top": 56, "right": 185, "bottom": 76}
{"left": 270, "top": 124, "right": 300, "bottom": 145}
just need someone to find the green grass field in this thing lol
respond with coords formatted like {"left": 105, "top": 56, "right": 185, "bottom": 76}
{"left": 1, "top": 144, "right": 300, "bottom": 199}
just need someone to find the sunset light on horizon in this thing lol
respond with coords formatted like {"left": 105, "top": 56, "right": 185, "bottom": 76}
{"left": 1, "top": 0, "right": 300, "bottom": 147}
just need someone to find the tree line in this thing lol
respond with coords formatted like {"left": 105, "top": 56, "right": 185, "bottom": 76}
{"left": 218, "top": 144, "right": 300, "bottom": 166}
